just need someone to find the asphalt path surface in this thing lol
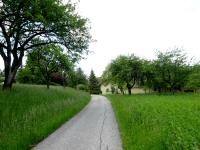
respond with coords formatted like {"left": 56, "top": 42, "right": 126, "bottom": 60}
{"left": 32, "top": 95, "right": 123, "bottom": 150}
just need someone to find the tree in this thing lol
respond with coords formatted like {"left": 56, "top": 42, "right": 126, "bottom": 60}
{"left": 75, "top": 68, "right": 88, "bottom": 85}
{"left": 105, "top": 55, "right": 142, "bottom": 95}
{"left": 0, "top": 0, "right": 91, "bottom": 90}
{"left": 88, "top": 70, "right": 101, "bottom": 94}
{"left": 102, "top": 64, "right": 126, "bottom": 94}
{"left": 186, "top": 64, "right": 200, "bottom": 92}
{"left": 67, "top": 67, "right": 88, "bottom": 88}
{"left": 27, "top": 44, "right": 72, "bottom": 89}
{"left": 17, "top": 67, "right": 35, "bottom": 84}
{"left": 140, "top": 60, "right": 154, "bottom": 93}
{"left": 153, "top": 49, "right": 190, "bottom": 93}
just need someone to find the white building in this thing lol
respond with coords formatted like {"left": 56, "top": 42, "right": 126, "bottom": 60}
{"left": 101, "top": 83, "right": 145, "bottom": 95}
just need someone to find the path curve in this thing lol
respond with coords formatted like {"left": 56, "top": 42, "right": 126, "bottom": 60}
{"left": 32, "top": 95, "right": 123, "bottom": 150}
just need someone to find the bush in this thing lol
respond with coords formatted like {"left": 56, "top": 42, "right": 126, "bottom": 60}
{"left": 76, "top": 84, "right": 88, "bottom": 91}
{"left": 51, "top": 73, "right": 64, "bottom": 85}
{"left": 17, "top": 68, "right": 34, "bottom": 84}
{"left": 0, "top": 76, "right": 4, "bottom": 83}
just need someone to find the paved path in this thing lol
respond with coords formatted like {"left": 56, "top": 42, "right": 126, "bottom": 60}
{"left": 32, "top": 95, "right": 123, "bottom": 150}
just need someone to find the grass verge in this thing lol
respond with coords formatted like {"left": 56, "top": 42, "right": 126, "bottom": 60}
{"left": 107, "top": 94, "right": 200, "bottom": 150}
{"left": 0, "top": 84, "right": 90, "bottom": 150}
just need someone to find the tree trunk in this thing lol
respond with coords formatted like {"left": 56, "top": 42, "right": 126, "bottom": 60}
{"left": 120, "top": 89, "right": 124, "bottom": 95}
{"left": 127, "top": 83, "right": 133, "bottom": 95}
{"left": 46, "top": 74, "right": 50, "bottom": 89}
{"left": 128, "top": 88, "right": 132, "bottom": 95}
{"left": 119, "top": 86, "right": 124, "bottom": 95}
{"left": 47, "top": 82, "right": 50, "bottom": 89}
{"left": 46, "top": 78, "right": 50, "bottom": 89}
{"left": 3, "top": 71, "right": 16, "bottom": 90}
{"left": 3, "top": 79, "right": 13, "bottom": 90}
{"left": 3, "top": 59, "right": 19, "bottom": 90}
{"left": 158, "top": 87, "right": 161, "bottom": 93}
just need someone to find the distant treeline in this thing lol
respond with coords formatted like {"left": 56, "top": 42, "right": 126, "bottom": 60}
{"left": 102, "top": 48, "right": 200, "bottom": 95}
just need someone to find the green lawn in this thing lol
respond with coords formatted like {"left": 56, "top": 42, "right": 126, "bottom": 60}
{"left": 107, "top": 94, "right": 200, "bottom": 150}
{"left": 0, "top": 84, "right": 90, "bottom": 150}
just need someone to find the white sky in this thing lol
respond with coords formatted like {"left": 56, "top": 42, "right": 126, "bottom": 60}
{"left": 75, "top": 0, "right": 200, "bottom": 76}
{"left": 1, "top": 0, "right": 200, "bottom": 77}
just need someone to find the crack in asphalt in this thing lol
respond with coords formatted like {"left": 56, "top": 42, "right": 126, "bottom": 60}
{"left": 99, "top": 101, "right": 107, "bottom": 150}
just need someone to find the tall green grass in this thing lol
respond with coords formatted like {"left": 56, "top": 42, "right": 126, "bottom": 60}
{"left": 0, "top": 84, "right": 90, "bottom": 150}
{"left": 108, "top": 94, "right": 200, "bottom": 150}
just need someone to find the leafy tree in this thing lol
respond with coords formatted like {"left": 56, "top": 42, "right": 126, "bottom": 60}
{"left": 0, "top": 0, "right": 91, "bottom": 90}
{"left": 186, "top": 64, "right": 200, "bottom": 92}
{"left": 88, "top": 70, "right": 101, "bottom": 94}
{"left": 75, "top": 68, "right": 88, "bottom": 85}
{"left": 76, "top": 84, "right": 88, "bottom": 91}
{"left": 51, "top": 72, "right": 65, "bottom": 86}
{"left": 67, "top": 67, "right": 88, "bottom": 88}
{"left": 27, "top": 44, "right": 72, "bottom": 89}
{"left": 105, "top": 55, "right": 142, "bottom": 95}
{"left": 140, "top": 60, "right": 155, "bottom": 93}
{"left": 17, "top": 67, "right": 34, "bottom": 84}
{"left": 153, "top": 49, "right": 190, "bottom": 93}
{"left": 102, "top": 64, "right": 125, "bottom": 94}
{"left": 67, "top": 69, "right": 77, "bottom": 88}
{"left": 17, "top": 63, "right": 46, "bottom": 84}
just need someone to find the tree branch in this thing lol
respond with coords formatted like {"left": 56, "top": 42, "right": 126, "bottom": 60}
{"left": 24, "top": 41, "right": 59, "bottom": 50}
{"left": 0, "top": 22, "right": 11, "bottom": 51}
{"left": 21, "top": 31, "right": 48, "bottom": 48}
{"left": 0, "top": 13, "right": 16, "bottom": 22}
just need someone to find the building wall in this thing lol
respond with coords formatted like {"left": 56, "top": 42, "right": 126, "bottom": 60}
{"left": 101, "top": 84, "right": 115, "bottom": 94}
{"left": 101, "top": 84, "right": 145, "bottom": 95}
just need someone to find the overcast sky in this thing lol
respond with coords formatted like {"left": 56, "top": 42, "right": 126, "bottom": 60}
{"left": 1, "top": 0, "right": 200, "bottom": 77}
{"left": 74, "top": 0, "right": 200, "bottom": 76}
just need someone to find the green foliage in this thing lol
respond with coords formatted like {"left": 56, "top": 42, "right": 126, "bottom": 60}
{"left": 88, "top": 70, "right": 101, "bottom": 94}
{"left": 186, "top": 64, "right": 200, "bottom": 91}
{"left": 0, "top": 77, "right": 4, "bottom": 84}
{"left": 102, "top": 48, "right": 192, "bottom": 94}
{"left": 108, "top": 94, "right": 200, "bottom": 150}
{"left": 102, "top": 54, "right": 143, "bottom": 95}
{"left": 153, "top": 49, "right": 190, "bottom": 92}
{"left": 140, "top": 60, "right": 154, "bottom": 90}
{"left": 67, "top": 67, "right": 88, "bottom": 88}
{"left": 76, "top": 84, "right": 88, "bottom": 91}
{"left": 0, "top": 0, "right": 91, "bottom": 89}
{"left": 17, "top": 67, "right": 45, "bottom": 84}
{"left": 0, "top": 70, "right": 4, "bottom": 83}
{"left": 26, "top": 44, "right": 73, "bottom": 88}
{"left": 75, "top": 68, "right": 88, "bottom": 85}
{"left": 0, "top": 84, "right": 90, "bottom": 150}
{"left": 17, "top": 67, "right": 34, "bottom": 84}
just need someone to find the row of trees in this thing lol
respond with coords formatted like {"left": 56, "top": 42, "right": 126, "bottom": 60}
{"left": 16, "top": 45, "right": 101, "bottom": 94}
{"left": 102, "top": 49, "right": 200, "bottom": 95}
{"left": 18, "top": 44, "right": 72, "bottom": 89}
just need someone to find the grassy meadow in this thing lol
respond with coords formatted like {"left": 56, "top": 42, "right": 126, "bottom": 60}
{"left": 108, "top": 94, "right": 200, "bottom": 150}
{"left": 0, "top": 84, "right": 90, "bottom": 150}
